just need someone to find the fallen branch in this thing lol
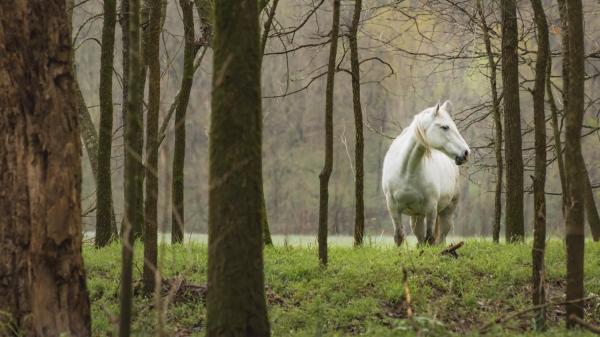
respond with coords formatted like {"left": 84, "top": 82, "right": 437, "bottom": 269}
{"left": 569, "top": 314, "right": 600, "bottom": 334}
{"left": 480, "top": 296, "right": 597, "bottom": 333}
{"left": 402, "top": 267, "right": 413, "bottom": 319}
{"left": 440, "top": 241, "right": 464, "bottom": 258}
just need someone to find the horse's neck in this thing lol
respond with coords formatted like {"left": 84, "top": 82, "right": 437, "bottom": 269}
{"left": 400, "top": 121, "right": 431, "bottom": 175}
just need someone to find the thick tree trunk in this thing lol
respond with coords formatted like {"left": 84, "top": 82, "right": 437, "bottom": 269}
{"left": 0, "top": 1, "right": 91, "bottom": 335}
{"left": 476, "top": 0, "right": 503, "bottom": 243}
{"left": 120, "top": 0, "right": 142, "bottom": 334}
{"left": 530, "top": 0, "right": 549, "bottom": 330}
{"left": 349, "top": 0, "right": 364, "bottom": 247}
{"left": 206, "top": 0, "right": 270, "bottom": 334}
{"left": 318, "top": 0, "right": 340, "bottom": 266}
{"left": 96, "top": 0, "right": 119, "bottom": 247}
{"left": 143, "top": 0, "right": 162, "bottom": 295}
{"left": 564, "top": 0, "right": 586, "bottom": 327}
{"left": 500, "top": 0, "right": 524, "bottom": 242}
{"left": 171, "top": 0, "right": 195, "bottom": 244}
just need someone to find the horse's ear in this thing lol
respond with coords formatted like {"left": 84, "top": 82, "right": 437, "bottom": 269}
{"left": 441, "top": 100, "right": 453, "bottom": 115}
{"left": 433, "top": 102, "right": 440, "bottom": 117}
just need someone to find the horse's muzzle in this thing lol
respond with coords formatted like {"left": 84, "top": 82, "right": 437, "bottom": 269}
{"left": 454, "top": 150, "right": 469, "bottom": 166}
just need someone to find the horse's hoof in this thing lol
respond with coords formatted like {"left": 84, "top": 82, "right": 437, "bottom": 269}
{"left": 394, "top": 235, "right": 404, "bottom": 247}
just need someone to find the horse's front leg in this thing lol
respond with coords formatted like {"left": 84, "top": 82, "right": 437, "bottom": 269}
{"left": 424, "top": 206, "right": 438, "bottom": 245}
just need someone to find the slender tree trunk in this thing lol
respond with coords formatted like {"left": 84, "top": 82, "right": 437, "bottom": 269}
{"left": 259, "top": 0, "right": 279, "bottom": 247}
{"left": 530, "top": 0, "right": 549, "bottom": 330}
{"left": 500, "top": 0, "right": 524, "bottom": 242}
{"left": 557, "top": 0, "right": 571, "bottom": 219}
{"left": 78, "top": 84, "right": 100, "bottom": 183}
{"left": 546, "top": 61, "right": 568, "bottom": 217}
{"left": 143, "top": 0, "right": 161, "bottom": 295}
{"left": 96, "top": 0, "right": 119, "bottom": 247}
{"left": 564, "top": 0, "right": 586, "bottom": 327}
{"left": 0, "top": 1, "right": 91, "bottom": 335}
{"left": 120, "top": 0, "right": 129, "bottom": 236}
{"left": 476, "top": 0, "right": 503, "bottom": 243}
{"left": 207, "top": 0, "right": 270, "bottom": 333}
{"left": 171, "top": 0, "right": 195, "bottom": 244}
{"left": 349, "top": 0, "right": 364, "bottom": 246}
{"left": 121, "top": 0, "right": 144, "bottom": 240}
{"left": 584, "top": 174, "right": 600, "bottom": 241}
{"left": 318, "top": 0, "right": 340, "bottom": 266}
{"left": 120, "top": 0, "right": 142, "bottom": 334}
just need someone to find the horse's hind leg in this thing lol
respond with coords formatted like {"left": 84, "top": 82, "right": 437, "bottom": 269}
{"left": 437, "top": 199, "right": 457, "bottom": 244}
{"left": 385, "top": 197, "right": 405, "bottom": 246}
{"left": 410, "top": 216, "right": 425, "bottom": 244}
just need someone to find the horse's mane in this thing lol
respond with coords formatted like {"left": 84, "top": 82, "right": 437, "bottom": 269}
{"left": 412, "top": 112, "right": 432, "bottom": 158}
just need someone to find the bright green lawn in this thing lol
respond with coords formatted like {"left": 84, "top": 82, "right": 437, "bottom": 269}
{"left": 84, "top": 239, "right": 600, "bottom": 336}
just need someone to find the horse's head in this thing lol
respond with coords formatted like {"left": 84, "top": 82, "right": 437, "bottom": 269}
{"left": 421, "top": 100, "right": 470, "bottom": 165}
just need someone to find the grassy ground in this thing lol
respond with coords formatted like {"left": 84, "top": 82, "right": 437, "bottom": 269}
{"left": 85, "top": 239, "right": 600, "bottom": 336}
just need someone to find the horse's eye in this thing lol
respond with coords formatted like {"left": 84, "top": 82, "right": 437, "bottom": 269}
{"left": 441, "top": 125, "right": 449, "bottom": 131}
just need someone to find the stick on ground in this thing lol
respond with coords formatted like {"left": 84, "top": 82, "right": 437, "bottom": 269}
{"left": 440, "top": 241, "right": 464, "bottom": 258}
{"left": 402, "top": 267, "right": 413, "bottom": 319}
{"left": 569, "top": 314, "right": 600, "bottom": 334}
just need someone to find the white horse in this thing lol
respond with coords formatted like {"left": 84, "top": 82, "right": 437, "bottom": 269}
{"left": 382, "top": 100, "right": 470, "bottom": 246}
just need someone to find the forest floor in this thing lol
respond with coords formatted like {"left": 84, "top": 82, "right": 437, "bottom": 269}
{"left": 85, "top": 239, "right": 600, "bottom": 337}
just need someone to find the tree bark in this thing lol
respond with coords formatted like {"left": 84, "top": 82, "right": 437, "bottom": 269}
{"left": 500, "top": 0, "right": 524, "bottom": 242}
{"left": 120, "top": 0, "right": 143, "bottom": 334}
{"left": 143, "top": 0, "right": 162, "bottom": 295}
{"left": 96, "top": 0, "right": 119, "bottom": 247}
{"left": 564, "top": 0, "right": 586, "bottom": 328}
{"left": 318, "top": 0, "right": 340, "bottom": 266}
{"left": 0, "top": 1, "right": 92, "bottom": 335}
{"left": 476, "top": 0, "right": 503, "bottom": 243}
{"left": 530, "top": 0, "right": 549, "bottom": 330}
{"left": 349, "top": 0, "right": 364, "bottom": 247}
{"left": 171, "top": 0, "right": 195, "bottom": 244}
{"left": 206, "top": 0, "right": 270, "bottom": 333}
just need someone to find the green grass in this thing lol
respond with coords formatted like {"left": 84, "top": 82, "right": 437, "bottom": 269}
{"left": 84, "top": 239, "right": 600, "bottom": 336}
